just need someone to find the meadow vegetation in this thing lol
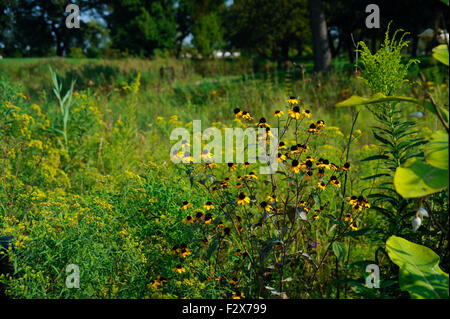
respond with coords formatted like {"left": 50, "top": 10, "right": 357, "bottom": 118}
{"left": 0, "top": 30, "right": 448, "bottom": 299}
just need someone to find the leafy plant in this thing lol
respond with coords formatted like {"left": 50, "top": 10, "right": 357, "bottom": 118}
{"left": 49, "top": 66, "right": 76, "bottom": 150}
{"left": 386, "top": 236, "right": 449, "bottom": 299}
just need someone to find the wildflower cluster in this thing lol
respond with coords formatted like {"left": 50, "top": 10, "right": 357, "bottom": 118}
{"left": 177, "top": 95, "right": 368, "bottom": 298}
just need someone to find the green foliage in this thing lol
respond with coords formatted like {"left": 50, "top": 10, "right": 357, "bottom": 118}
{"left": 336, "top": 93, "right": 420, "bottom": 108}
{"left": 106, "top": 0, "right": 177, "bottom": 57}
{"left": 424, "top": 130, "right": 449, "bottom": 170}
{"left": 226, "top": 0, "right": 311, "bottom": 61}
{"left": 358, "top": 25, "right": 418, "bottom": 96}
{"left": 49, "top": 67, "right": 76, "bottom": 150}
{"left": 432, "top": 45, "right": 449, "bottom": 66}
{"left": 386, "top": 236, "right": 449, "bottom": 299}
{"left": 394, "top": 158, "right": 449, "bottom": 198}
{"left": 191, "top": 12, "right": 224, "bottom": 57}
{"left": 0, "top": 53, "right": 447, "bottom": 299}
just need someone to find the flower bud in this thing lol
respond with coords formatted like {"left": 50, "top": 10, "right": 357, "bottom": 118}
{"left": 417, "top": 207, "right": 429, "bottom": 218}
{"left": 412, "top": 216, "right": 422, "bottom": 232}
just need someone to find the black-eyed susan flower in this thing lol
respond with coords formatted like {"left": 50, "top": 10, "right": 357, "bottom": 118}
{"left": 235, "top": 182, "right": 243, "bottom": 188}
{"left": 243, "top": 162, "right": 251, "bottom": 168}
{"left": 273, "top": 110, "right": 284, "bottom": 117}
{"left": 184, "top": 215, "right": 194, "bottom": 224}
{"left": 302, "top": 109, "right": 311, "bottom": 118}
{"left": 229, "top": 277, "right": 238, "bottom": 285}
{"left": 257, "top": 117, "right": 270, "bottom": 128}
{"left": 317, "top": 181, "right": 326, "bottom": 190}
{"left": 182, "top": 201, "right": 192, "bottom": 210}
{"left": 259, "top": 201, "right": 272, "bottom": 212}
{"left": 350, "top": 222, "right": 358, "bottom": 231}
{"left": 347, "top": 195, "right": 370, "bottom": 211}
{"left": 241, "top": 111, "right": 253, "bottom": 121}
{"left": 150, "top": 276, "right": 167, "bottom": 289}
{"left": 287, "top": 96, "right": 299, "bottom": 105}
{"left": 344, "top": 214, "right": 353, "bottom": 222}
{"left": 278, "top": 141, "right": 286, "bottom": 149}
{"left": 204, "top": 161, "right": 217, "bottom": 169}
{"left": 289, "top": 145, "right": 300, "bottom": 156}
{"left": 182, "top": 151, "right": 194, "bottom": 163}
{"left": 346, "top": 196, "right": 358, "bottom": 206}
{"left": 357, "top": 195, "right": 370, "bottom": 208}
{"left": 201, "top": 149, "right": 213, "bottom": 160}
{"left": 288, "top": 106, "right": 302, "bottom": 120}
{"left": 204, "top": 212, "right": 213, "bottom": 224}
{"left": 330, "top": 163, "right": 339, "bottom": 170}
{"left": 263, "top": 127, "right": 273, "bottom": 138}
{"left": 342, "top": 162, "right": 350, "bottom": 171}
{"left": 299, "top": 200, "right": 307, "bottom": 207}
{"left": 313, "top": 214, "right": 319, "bottom": 220}
{"left": 179, "top": 247, "right": 191, "bottom": 258}
{"left": 278, "top": 153, "right": 287, "bottom": 162}
{"left": 173, "top": 265, "right": 186, "bottom": 274}
{"left": 216, "top": 221, "right": 225, "bottom": 228}
{"left": 316, "top": 158, "right": 331, "bottom": 170}
{"left": 291, "top": 159, "right": 301, "bottom": 173}
{"left": 171, "top": 149, "right": 182, "bottom": 161}
{"left": 237, "top": 192, "right": 250, "bottom": 205}
{"left": 267, "top": 195, "right": 276, "bottom": 203}
{"left": 329, "top": 176, "right": 340, "bottom": 187}
{"left": 246, "top": 171, "right": 258, "bottom": 179}
{"left": 203, "top": 201, "right": 214, "bottom": 210}
{"left": 316, "top": 120, "right": 325, "bottom": 130}
{"left": 301, "top": 159, "right": 314, "bottom": 170}
{"left": 308, "top": 123, "right": 318, "bottom": 134}
{"left": 234, "top": 108, "right": 242, "bottom": 117}
{"left": 228, "top": 162, "right": 237, "bottom": 171}
{"left": 172, "top": 245, "right": 179, "bottom": 255}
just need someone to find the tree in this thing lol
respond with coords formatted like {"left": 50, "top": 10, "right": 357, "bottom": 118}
{"left": 308, "top": 0, "right": 332, "bottom": 73}
{"left": 225, "top": 0, "right": 311, "bottom": 64}
{"left": 191, "top": 12, "right": 224, "bottom": 57}
{"left": 0, "top": 0, "right": 104, "bottom": 57}
{"left": 106, "top": 0, "right": 177, "bottom": 57}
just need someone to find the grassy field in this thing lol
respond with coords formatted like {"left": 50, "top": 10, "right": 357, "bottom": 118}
{"left": 0, "top": 47, "right": 448, "bottom": 299}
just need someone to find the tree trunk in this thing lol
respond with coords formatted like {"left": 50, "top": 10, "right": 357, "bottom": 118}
{"left": 308, "top": 0, "right": 332, "bottom": 74}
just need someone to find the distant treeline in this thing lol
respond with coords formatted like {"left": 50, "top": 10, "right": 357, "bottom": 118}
{"left": 0, "top": 1, "right": 448, "bottom": 71}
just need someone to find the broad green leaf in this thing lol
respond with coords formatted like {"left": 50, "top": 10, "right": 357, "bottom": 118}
{"left": 441, "top": 0, "right": 449, "bottom": 5}
{"left": 432, "top": 44, "right": 449, "bottom": 66}
{"left": 424, "top": 130, "right": 449, "bottom": 170}
{"left": 394, "top": 158, "right": 448, "bottom": 198}
{"left": 332, "top": 242, "right": 346, "bottom": 264}
{"left": 386, "top": 236, "right": 449, "bottom": 299}
{"left": 336, "top": 93, "right": 420, "bottom": 108}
